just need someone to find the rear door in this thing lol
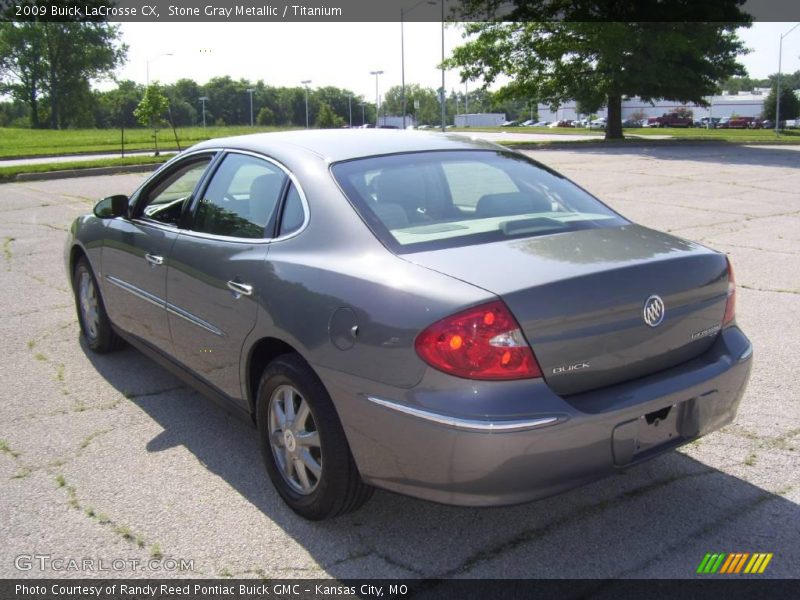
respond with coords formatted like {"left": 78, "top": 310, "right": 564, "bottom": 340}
{"left": 101, "top": 154, "right": 214, "bottom": 352}
{"left": 166, "top": 151, "right": 295, "bottom": 405}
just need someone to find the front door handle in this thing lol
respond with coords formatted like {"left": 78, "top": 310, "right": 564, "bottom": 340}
{"left": 145, "top": 253, "right": 164, "bottom": 267}
{"left": 227, "top": 280, "right": 253, "bottom": 297}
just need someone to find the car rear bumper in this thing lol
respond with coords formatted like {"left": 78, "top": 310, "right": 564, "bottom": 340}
{"left": 320, "top": 326, "right": 752, "bottom": 507}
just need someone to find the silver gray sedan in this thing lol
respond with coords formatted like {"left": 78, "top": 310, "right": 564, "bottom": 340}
{"left": 65, "top": 131, "right": 752, "bottom": 520}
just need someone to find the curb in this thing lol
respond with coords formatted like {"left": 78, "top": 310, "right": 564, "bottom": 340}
{"left": 12, "top": 163, "right": 163, "bottom": 182}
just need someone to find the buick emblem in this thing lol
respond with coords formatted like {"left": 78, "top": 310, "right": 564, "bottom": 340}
{"left": 643, "top": 295, "right": 665, "bottom": 327}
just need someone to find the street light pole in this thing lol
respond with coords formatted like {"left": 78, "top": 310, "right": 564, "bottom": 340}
{"left": 301, "top": 80, "right": 312, "bottom": 128}
{"left": 347, "top": 94, "right": 352, "bottom": 128}
{"left": 440, "top": 0, "right": 446, "bottom": 132}
{"left": 199, "top": 96, "right": 208, "bottom": 128}
{"left": 776, "top": 23, "right": 799, "bottom": 134}
{"left": 361, "top": 102, "right": 366, "bottom": 127}
{"left": 370, "top": 70, "right": 384, "bottom": 128}
{"left": 246, "top": 88, "right": 254, "bottom": 127}
{"left": 401, "top": 8, "right": 406, "bottom": 130}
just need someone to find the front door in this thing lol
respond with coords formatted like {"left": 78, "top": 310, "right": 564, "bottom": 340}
{"left": 101, "top": 155, "right": 214, "bottom": 352}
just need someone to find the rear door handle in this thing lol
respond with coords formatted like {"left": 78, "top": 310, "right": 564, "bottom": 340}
{"left": 227, "top": 280, "right": 253, "bottom": 297}
{"left": 145, "top": 253, "right": 164, "bottom": 267}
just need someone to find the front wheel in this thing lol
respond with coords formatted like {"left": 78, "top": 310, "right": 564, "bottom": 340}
{"left": 256, "top": 355, "right": 373, "bottom": 520}
{"left": 73, "top": 257, "right": 123, "bottom": 353}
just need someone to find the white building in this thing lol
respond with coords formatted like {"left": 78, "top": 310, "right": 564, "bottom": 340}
{"left": 454, "top": 113, "right": 507, "bottom": 127}
{"left": 537, "top": 89, "right": 772, "bottom": 121}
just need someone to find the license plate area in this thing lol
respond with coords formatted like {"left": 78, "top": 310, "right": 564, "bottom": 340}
{"left": 612, "top": 403, "right": 683, "bottom": 466}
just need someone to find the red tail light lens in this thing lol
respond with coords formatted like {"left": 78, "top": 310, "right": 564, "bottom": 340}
{"left": 415, "top": 300, "right": 542, "bottom": 380}
{"left": 723, "top": 256, "right": 736, "bottom": 326}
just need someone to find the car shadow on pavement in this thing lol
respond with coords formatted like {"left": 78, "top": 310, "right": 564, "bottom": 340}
{"left": 82, "top": 342, "right": 799, "bottom": 579}
{"left": 541, "top": 142, "right": 800, "bottom": 170}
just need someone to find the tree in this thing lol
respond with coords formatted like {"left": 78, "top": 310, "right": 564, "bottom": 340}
{"left": 0, "top": 20, "right": 126, "bottom": 128}
{"left": 762, "top": 86, "right": 800, "bottom": 122}
{"left": 315, "top": 102, "right": 344, "bottom": 128}
{"left": 447, "top": 1, "right": 751, "bottom": 139}
{"left": 134, "top": 84, "right": 170, "bottom": 154}
{"left": 0, "top": 23, "right": 46, "bottom": 127}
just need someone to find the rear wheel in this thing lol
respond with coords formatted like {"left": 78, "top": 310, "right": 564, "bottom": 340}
{"left": 256, "top": 355, "right": 372, "bottom": 520}
{"left": 73, "top": 257, "right": 123, "bottom": 353}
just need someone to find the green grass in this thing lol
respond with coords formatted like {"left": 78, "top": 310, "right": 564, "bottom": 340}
{"left": 453, "top": 125, "right": 800, "bottom": 144}
{"left": 0, "top": 155, "right": 169, "bottom": 182}
{"left": 0, "top": 125, "right": 299, "bottom": 159}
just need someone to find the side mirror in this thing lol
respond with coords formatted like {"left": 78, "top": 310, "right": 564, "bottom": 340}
{"left": 93, "top": 195, "right": 128, "bottom": 219}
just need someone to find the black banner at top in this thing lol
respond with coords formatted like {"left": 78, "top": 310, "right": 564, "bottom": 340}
{"left": 1, "top": 0, "right": 800, "bottom": 23}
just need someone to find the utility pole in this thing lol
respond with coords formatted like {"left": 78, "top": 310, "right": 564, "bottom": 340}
{"left": 246, "top": 88, "right": 254, "bottom": 127}
{"left": 301, "top": 80, "right": 312, "bottom": 128}
{"left": 370, "top": 70, "right": 384, "bottom": 128}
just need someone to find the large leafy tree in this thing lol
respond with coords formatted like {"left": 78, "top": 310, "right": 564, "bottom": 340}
{"left": 447, "top": 1, "right": 751, "bottom": 139}
{"left": 0, "top": 20, "right": 126, "bottom": 128}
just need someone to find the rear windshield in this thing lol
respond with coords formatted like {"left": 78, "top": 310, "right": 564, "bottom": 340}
{"left": 331, "top": 150, "right": 627, "bottom": 253}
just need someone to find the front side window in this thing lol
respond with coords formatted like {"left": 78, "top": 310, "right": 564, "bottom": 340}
{"left": 193, "top": 153, "right": 288, "bottom": 239}
{"left": 332, "top": 150, "right": 627, "bottom": 253}
{"left": 138, "top": 157, "right": 212, "bottom": 226}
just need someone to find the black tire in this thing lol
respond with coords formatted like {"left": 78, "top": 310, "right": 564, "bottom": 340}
{"left": 256, "top": 354, "right": 373, "bottom": 520}
{"left": 73, "top": 257, "right": 123, "bottom": 353}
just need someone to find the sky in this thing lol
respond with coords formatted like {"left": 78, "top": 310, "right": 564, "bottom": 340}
{"left": 79, "top": 21, "right": 800, "bottom": 101}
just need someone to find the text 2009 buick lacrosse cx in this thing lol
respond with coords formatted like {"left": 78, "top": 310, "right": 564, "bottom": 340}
{"left": 66, "top": 131, "right": 752, "bottom": 520}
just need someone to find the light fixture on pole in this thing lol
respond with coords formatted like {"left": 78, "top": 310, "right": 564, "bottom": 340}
{"left": 246, "top": 88, "right": 255, "bottom": 127}
{"left": 301, "top": 80, "right": 312, "bottom": 128}
{"left": 199, "top": 96, "right": 209, "bottom": 128}
{"left": 146, "top": 52, "right": 174, "bottom": 86}
{"left": 370, "top": 70, "right": 384, "bottom": 128}
{"left": 776, "top": 23, "right": 799, "bottom": 134}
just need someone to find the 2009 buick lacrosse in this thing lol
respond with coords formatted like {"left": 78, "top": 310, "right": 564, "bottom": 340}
{"left": 66, "top": 130, "right": 752, "bottom": 520}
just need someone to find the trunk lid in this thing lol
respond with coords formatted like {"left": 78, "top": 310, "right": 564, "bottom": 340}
{"left": 406, "top": 225, "right": 729, "bottom": 395}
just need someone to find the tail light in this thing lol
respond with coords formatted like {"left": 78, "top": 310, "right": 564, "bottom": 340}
{"left": 722, "top": 256, "right": 736, "bottom": 326}
{"left": 415, "top": 300, "right": 542, "bottom": 380}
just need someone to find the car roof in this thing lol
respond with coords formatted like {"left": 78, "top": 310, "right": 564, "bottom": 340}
{"left": 189, "top": 129, "right": 506, "bottom": 163}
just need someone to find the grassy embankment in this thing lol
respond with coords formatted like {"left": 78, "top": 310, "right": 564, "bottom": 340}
{"left": 452, "top": 126, "right": 800, "bottom": 144}
{"left": 1, "top": 124, "right": 798, "bottom": 181}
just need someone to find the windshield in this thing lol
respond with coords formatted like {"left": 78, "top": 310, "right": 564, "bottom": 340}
{"left": 331, "top": 150, "right": 627, "bottom": 253}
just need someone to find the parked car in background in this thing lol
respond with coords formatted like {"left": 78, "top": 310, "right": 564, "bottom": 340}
{"left": 717, "top": 117, "right": 731, "bottom": 129}
{"left": 622, "top": 119, "right": 643, "bottom": 128}
{"left": 588, "top": 118, "right": 607, "bottom": 129}
{"left": 696, "top": 117, "right": 721, "bottom": 129}
{"left": 646, "top": 113, "right": 693, "bottom": 128}
{"left": 727, "top": 116, "right": 759, "bottom": 129}
{"left": 67, "top": 130, "right": 752, "bottom": 520}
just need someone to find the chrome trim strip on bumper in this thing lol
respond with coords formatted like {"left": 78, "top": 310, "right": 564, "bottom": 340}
{"left": 105, "top": 275, "right": 164, "bottom": 309}
{"left": 366, "top": 396, "right": 562, "bottom": 432}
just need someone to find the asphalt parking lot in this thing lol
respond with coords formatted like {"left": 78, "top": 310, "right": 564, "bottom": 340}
{"left": 1, "top": 144, "right": 798, "bottom": 580}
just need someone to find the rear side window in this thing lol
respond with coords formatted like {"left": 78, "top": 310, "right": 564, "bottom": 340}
{"left": 193, "top": 153, "right": 287, "bottom": 239}
{"left": 332, "top": 150, "right": 626, "bottom": 253}
{"left": 278, "top": 184, "right": 305, "bottom": 237}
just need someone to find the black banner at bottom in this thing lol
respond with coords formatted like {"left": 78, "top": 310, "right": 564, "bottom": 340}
{"left": 3, "top": 579, "right": 799, "bottom": 600}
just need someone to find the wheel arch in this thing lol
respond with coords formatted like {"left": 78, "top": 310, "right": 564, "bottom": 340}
{"left": 246, "top": 337, "right": 314, "bottom": 421}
